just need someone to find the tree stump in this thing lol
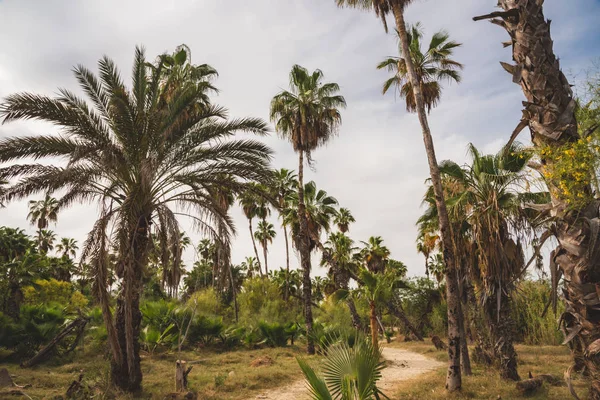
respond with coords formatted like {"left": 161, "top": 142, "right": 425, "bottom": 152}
{"left": 431, "top": 335, "right": 448, "bottom": 350}
{"left": 516, "top": 372, "right": 564, "bottom": 394}
{"left": 175, "top": 360, "right": 192, "bottom": 392}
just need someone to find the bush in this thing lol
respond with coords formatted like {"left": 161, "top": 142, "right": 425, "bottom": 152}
{"left": 238, "top": 277, "right": 302, "bottom": 325}
{"left": 22, "top": 279, "right": 88, "bottom": 311}
{"left": 0, "top": 305, "right": 66, "bottom": 357}
{"left": 188, "top": 315, "right": 224, "bottom": 345}
{"left": 511, "top": 279, "right": 563, "bottom": 345}
{"left": 258, "top": 321, "right": 288, "bottom": 347}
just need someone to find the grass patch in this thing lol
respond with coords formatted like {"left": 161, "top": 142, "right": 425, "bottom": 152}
{"left": 0, "top": 345, "right": 313, "bottom": 399}
{"left": 389, "top": 340, "right": 589, "bottom": 399}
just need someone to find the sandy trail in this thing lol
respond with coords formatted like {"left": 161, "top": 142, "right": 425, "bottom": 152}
{"left": 255, "top": 346, "right": 444, "bottom": 399}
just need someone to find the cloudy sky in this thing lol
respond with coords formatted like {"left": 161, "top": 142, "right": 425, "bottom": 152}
{"left": 0, "top": 0, "right": 599, "bottom": 278}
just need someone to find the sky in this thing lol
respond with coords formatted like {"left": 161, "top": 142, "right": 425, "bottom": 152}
{"left": 0, "top": 0, "right": 599, "bottom": 278}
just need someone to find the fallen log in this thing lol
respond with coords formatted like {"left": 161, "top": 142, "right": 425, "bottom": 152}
{"left": 516, "top": 372, "right": 565, "bottom": 394}
{"left": 431, "top": 335, "right": 448, "bottom": 351}
{"left": 21, "top": 317, "right": 89, "bottom": 368}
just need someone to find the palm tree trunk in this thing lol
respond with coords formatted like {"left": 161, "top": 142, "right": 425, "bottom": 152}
{"left": 283, "top": 224, "right": 291, "bottom": 301}
{"left": 369, "top": 300, "right": 379, "bottom": 355}
{"left": 392, "top": 5, "right": 461, "bottom": 391}
{"left": 111, "top": 215, "right": 149, "bottom": 393}
{"left": 262, "top": 243, "right": 269, "bottom": 275}
{"left": 457, "top": 296, "right": 472, "bottom": 376}
{"left": 228, "top": 260, "right": 239, "bottom": 322}
{"left": 298, "top": 150, "right": 315, "bottom": 355}
{"left": 477, "top": 1, "right": 600, "bottom": 394}
{"left": 248, "top": 219, "right": 263, "bottom": 276}
{"left": 485, "top": 292, "right": 520, "bottom": 380}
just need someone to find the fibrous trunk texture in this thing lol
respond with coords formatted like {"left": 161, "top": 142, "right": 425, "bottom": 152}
{"left": 249, "top": 220, "right": 262, "bottom": 276}
{"left": 477, "top": 0, "right": 600, "bottom": 397}
{"left": 392, "top": 4, "right": 462, "bottom": 391}
{"left": 111, "top": 215, "right": 149, "bottom": 392}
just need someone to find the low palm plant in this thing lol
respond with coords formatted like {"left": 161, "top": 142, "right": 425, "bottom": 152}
{"left": 297, "top": 338, "right": 386, "bottom": 400}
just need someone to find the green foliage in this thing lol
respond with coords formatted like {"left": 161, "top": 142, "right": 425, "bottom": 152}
{"left": 188, "top": 316, "right": 225, "bottom": 345}
{"left": 538, "top": 136, "right": 598, "bottom": 208}
{"left": 22, "top": 279, "right": 88, "bottom": 311}
{"left": 258, "top": 321, "right": 288, "bottom": 347}
{"left": 297, "top": 337, "right": 385, "bottom": 400}
{"left": 238, "top": 277, "right": 302, "bottom": 325}
{"left": 511, "top": 279, "right": 563, "bottom": 345}
{"left": 0, "top": 305, "right": 66, "bottom": 357}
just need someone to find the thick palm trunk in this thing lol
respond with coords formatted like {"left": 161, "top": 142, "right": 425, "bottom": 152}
{"left": 337, "top": 270, "right": 362, "bottom": 331}
{"left": 283, "top": 224, "right": 291, "bottom": 301}
{"left": 457, "top": 295, "right": 472, "bottom": 376}
{"left": 369, "top": 300, "right": 379, "bottom": 355}
{"left": 477, "top": 1, "right": 599, "bottom": 395}
{"left": 248, "top": 219, "right": 263, "bottom": 276}
{"left": 392, "top": 5, "right": 461, "bottom": 391}
{"left": 298, "top": 150, "right": 315, "bottom": 355}
{"left": 486, "top": 293, "right": 519, "bottom": 381}
{"left": 111, "top": 215, "right": 149, "bottom": 393}
{"left": 6, "top": 283, "right": 21, "bottom": 320}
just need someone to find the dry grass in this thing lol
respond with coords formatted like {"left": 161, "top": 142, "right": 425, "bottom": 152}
{"left": 0, "top": 345, "right": 312, "bottom": 399}
{"left": 389, "top": 340, "right": 589, "bottom": 399}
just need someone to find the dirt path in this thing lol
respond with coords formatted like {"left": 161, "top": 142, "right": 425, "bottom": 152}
{"left": 255, "top": 346, "right": 444, "bottom": 399}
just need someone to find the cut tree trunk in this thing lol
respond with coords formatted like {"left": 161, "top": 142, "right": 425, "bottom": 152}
{"left": 392, "top": 3, "right": 461, "bottom": 392}
{"left": 298, "top": 150, "right": 315, "bottom": 355}
{"left": 175, "top": 360, "right": 192, "bottom": 392}
{"left": 475, "top": 0, "right": 599, "bottom": 394}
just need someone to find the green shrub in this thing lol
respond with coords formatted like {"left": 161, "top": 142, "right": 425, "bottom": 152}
{"left": 188, "top": 315, "right": 224, "bottom": 345}
{"left": 258, "top": 321, "right": 288, "bottom": 347}
{"left": 511, "top": 279, "right": 563, "bottom": 345}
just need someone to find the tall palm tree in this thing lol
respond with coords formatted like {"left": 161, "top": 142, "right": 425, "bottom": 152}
{"left": 56, "top": 237, "right": 78, "bottom": 259}
{"left": 321, "top": 231, "right": 362, "bottom": 330}
{"left": 435, "top": 144, "right": 538, "bottom": 380}
{"left": 238, "top": 187, "right": 264, "bottom": 275}
{"left": 27, "top": 195, "right": 58, "bottom": 246}
{"left": 254, "top": 220, "right": 276, "bottom": 275}
{"left": 474, "top": 3, "right": 599, "bottom": 394}
{"left": 0, "top": 46, "right": 272, "bottom": 392}
{"left": 240, "top": 256, "right": 260, "bottom": 279}
{"left": 360, "top": 236, "right": 390, "bottom": 274}
{"left": 38, "top": 229, "right": 56, "bottom": 254}
{"left": 378, "top": 23, "right": 462, "bottom": 113}
{"left": 335, "top": 1, "right": 463, "bottom": 389}
{"left": 271, "top": 65, "right": 346, "bottom": 354}
{"left": 333, "top": 207, "right": 355, "bottom": 233}
{"left": 282, "top": 180, "right": 339, "bottom": 353}
{"left": 270, "top": 168, "right": 298, "bottom": 298}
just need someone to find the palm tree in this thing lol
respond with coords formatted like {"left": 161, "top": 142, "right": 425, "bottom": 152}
{"left": 0, "top": 46, "right": 272, "bottom": 392}
{"left": 38, "top": 229, "right": 56, "bottom": 254}
{"left": 334, "top": 207, "right": 355, "bottom": 233}
{"left": 254, "top": 220, "right": 276, "bottom": 275}
{"left": 270, "top": 168, "right": 298, "bottom": 298}
{"left": 321, "top": 232, "right": 362, "bottom": 329}
{"left": 360, "top": 236, "right": 390, "bottom": 274}
{"left": 271, "top": 65, "right": 346, "bottom": 354}
{"left": 335, "top": 1, "right": 463, "bottom": 389}
{"left": 377, "top": 23, "right": 462, "bottom": 113}
{"left": 56, "top": 237, "right": 78, "bottom": 259}
{"left": 441, "top": 145, "right": 542, "bottom": 380}
{"left": 240, "top": 256, "right": 260, "bottom": 279}
{"left": 27, "top": 195, "right": 59, "bottom": 246}
{"left": 282, "top": 180, "right": 339, "bottom": 353}
{"left": 238, "top": 187, "right": 264, "bottom": 275}
{"left": 474, "top": 2, "right": 600, "bottom": 394}
{"left": 297, "top": 339, "right": 385, "bottom": 400}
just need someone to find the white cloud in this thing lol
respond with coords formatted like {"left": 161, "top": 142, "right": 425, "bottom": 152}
{"left": 0, "top": 0, "right": 599, "bottom": 278}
